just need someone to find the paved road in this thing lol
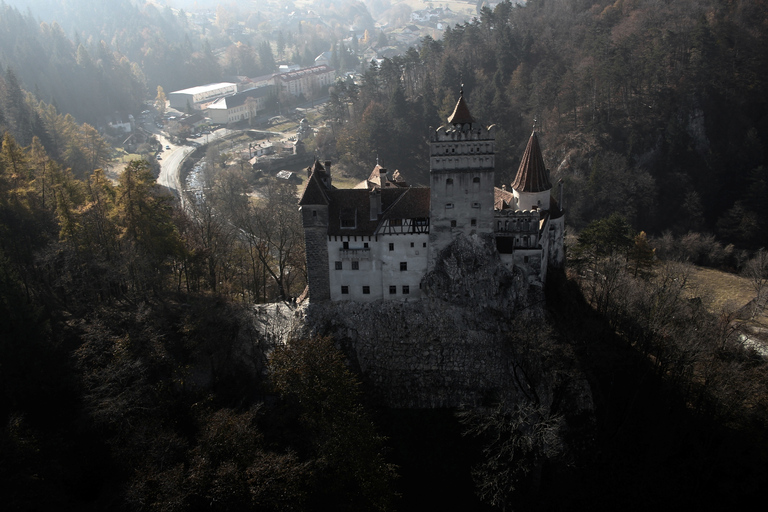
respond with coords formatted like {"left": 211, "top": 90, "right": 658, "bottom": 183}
{"left": 155, "top": 128, "right": 229, "bottom": 202}
{"left": 150, "top": 94, "right": 329, "bottom": 202}
{"left": 157, "top": 142, "right": 194, "bottom": 199}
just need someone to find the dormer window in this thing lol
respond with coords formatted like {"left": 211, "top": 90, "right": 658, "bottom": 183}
{"left": 340, "top": 208, "right": 356, "bottom": 228}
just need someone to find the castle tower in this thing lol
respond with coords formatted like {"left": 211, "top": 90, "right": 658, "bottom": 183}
{"left": 298, "top": 160, "right": 331, "bottom": 301}
{"left": 428, "top": 91, "right": 496, "bottom": 269}
{"left": 511, "top": 130, "right": 552, "bottom": 211}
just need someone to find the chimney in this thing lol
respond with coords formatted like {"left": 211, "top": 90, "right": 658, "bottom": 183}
{"left": 325, "top": 161, "right": 332, "bottom": 186}
{"left": 370, "top": 188, "right": 381, "bottom": 221}
{"left": 379, "top": 167, "right": 388, "bottom": 186}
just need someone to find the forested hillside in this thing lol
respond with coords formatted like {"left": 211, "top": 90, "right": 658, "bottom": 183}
{"left": 0, "top": 138, "right": 394, "bottom": 508}
{"left": 0, "top": 0, "right": 366, "bottom": 124}
{"left": 329, "top": 0, "right": 767, "bottom": 248}
{"left": 0, "top": 1, "right": 218, "bottom": 123}
{"left": 1, "top": 0, "right": 768, "bottom": 510}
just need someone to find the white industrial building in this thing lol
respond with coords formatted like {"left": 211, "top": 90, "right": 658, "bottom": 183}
{"left": 205, "top": 85, "right": 274, "bottom": 124}
{"left": 168, "top": 83, "right": 238, "bottom": 110}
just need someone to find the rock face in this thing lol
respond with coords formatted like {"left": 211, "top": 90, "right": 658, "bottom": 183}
{"left": 423, "top": 233, "right": 539, "bottom": 312}
{"left": 268, "top": 236, "right": 592, "bottom": 414}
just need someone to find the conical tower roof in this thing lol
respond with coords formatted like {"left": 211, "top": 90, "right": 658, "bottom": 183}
{"left": 447, "top": 90, "right": 475, "bottom": 125}
{"left": 511, "top": 131, "right": 551, "bottom": 192}
{"left": 298, "top": 159, "right": 330, "bottom": 205}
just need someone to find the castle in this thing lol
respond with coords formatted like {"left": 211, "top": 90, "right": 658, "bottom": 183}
{"left": 298, "top": 92, "right": 565, "bottom": 302}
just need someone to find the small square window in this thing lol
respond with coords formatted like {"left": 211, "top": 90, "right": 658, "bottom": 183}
{"left": 389, "top": 285, "right": 397, "bottom": 294}
{"left": 410, "top": 242, "right": 414, "bottom": 247}
{"left": 341, "top": 286, "right": 349, "bottom": 294}
{"left": 471, "top": 219, "right": 477, "bottom": 226}
{"left": 402, "top": 285, "right": 410, "bottom": 294}
{"left": 445, "top": 203, "right": 454, "bottom": 209}
{"left": 335, "top": 261, "right": 342, "bottom": 270}
{"left": 352, "top": 261, "right": 359, "bottom": 270}
{"left": 400, "top": 262, "right": 407, "bottom": 271}
{"left": 450, "top": 220, "right": 457, "bottom": 227}
{"left": 423, "top": 242, "right": 427, "bottom": 248}
{"left": 362, "top": 286, "right": 370, "bottom": 294}
{"left": 389, "top": 243, "right": 394, "bottom": 251}
{"left": 472, "top": 202, "right": 481, "bottom": 208}
{"left": 343, "top": 242, "right": 349, "bottom": 249}
{"left": 364, "top": 243, "right": 369, "bottom": 248}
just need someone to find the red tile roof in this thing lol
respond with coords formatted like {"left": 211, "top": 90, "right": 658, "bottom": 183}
{"left": 325, "top": 186, "right": 430, "bottom": 236}
{"left": 494, "top": 186, "right": 515, "bottom": 210}
{"left": 447, "top": 93, "right": 475, "bottom": 125}
{"left": 381, "top": 187, "right": 430, "bottom": 221}
{"left": 511, "top": 131, "right": 552, "bottom": 193}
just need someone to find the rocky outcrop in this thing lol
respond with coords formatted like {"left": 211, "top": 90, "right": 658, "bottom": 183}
{"left": 423, "top": 233, "right": 537, "bottom": 314}
{"left": 298, "top": 299, "right": 591, "bottom": 414}
{"left": 258, "top": 236, "right": 591, "bottom": 417}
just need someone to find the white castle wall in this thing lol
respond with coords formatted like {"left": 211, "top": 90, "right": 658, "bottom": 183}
{"left": 327, "top": 233, "right": 429, "bottom": 301}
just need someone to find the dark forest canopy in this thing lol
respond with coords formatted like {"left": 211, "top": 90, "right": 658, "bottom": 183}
{"left": 0, "top": 1, "right": 218, "bottom": 123}
{"left": 0, "top": 0, "right": 357, "bottom": 124}
{"left": 327, "top": 0, "right": 768, "bottom": 248}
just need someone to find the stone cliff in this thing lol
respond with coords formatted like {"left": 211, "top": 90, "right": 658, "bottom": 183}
{"left": 257, "top": 236, "right": 592, "bottom": 420}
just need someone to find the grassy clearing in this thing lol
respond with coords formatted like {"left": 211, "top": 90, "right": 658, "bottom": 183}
{"left": 270, "top": 120, "right": 298, "bottom": 133}
{"left": 686, "top": 266, "right": 754, "bottom": 312}
{"left": 685, "top": 266, "right": 767, "bottom": 333}
{"left": 115, "top": 149, "right": 143, "bottom": 162}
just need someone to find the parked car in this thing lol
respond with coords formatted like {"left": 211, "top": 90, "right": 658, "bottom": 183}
{"left": 165, "top": 145, "right": 170, "bottom": 150}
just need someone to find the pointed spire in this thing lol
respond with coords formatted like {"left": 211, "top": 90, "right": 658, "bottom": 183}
{"left": 511, "top": 131, "right": 552, "bottom": 193}
{"left": 299, "top": 162, "right": 330, "bottom": 205}
{"left": 447, "top": 86, "right": 475, "bottom": 125}
{"left": 309, "top": 158, "right": 325, "bottom": 174}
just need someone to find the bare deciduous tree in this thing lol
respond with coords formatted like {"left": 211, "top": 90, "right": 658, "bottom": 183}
{"left": 743, "top": 248, "right": 768, "bottom": 319}
{"left": 235, "top": 179, "right": 305, "bottom": 301}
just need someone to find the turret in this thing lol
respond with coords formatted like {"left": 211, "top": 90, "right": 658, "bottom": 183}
{"left": 428, "top": 89, "right": 496, "bottom": 270}
{"left": 511, "top": 131, "right": 552, "bottom": 211}
{"left": 298, "top": 160, "right": 332, "bottom": 301}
